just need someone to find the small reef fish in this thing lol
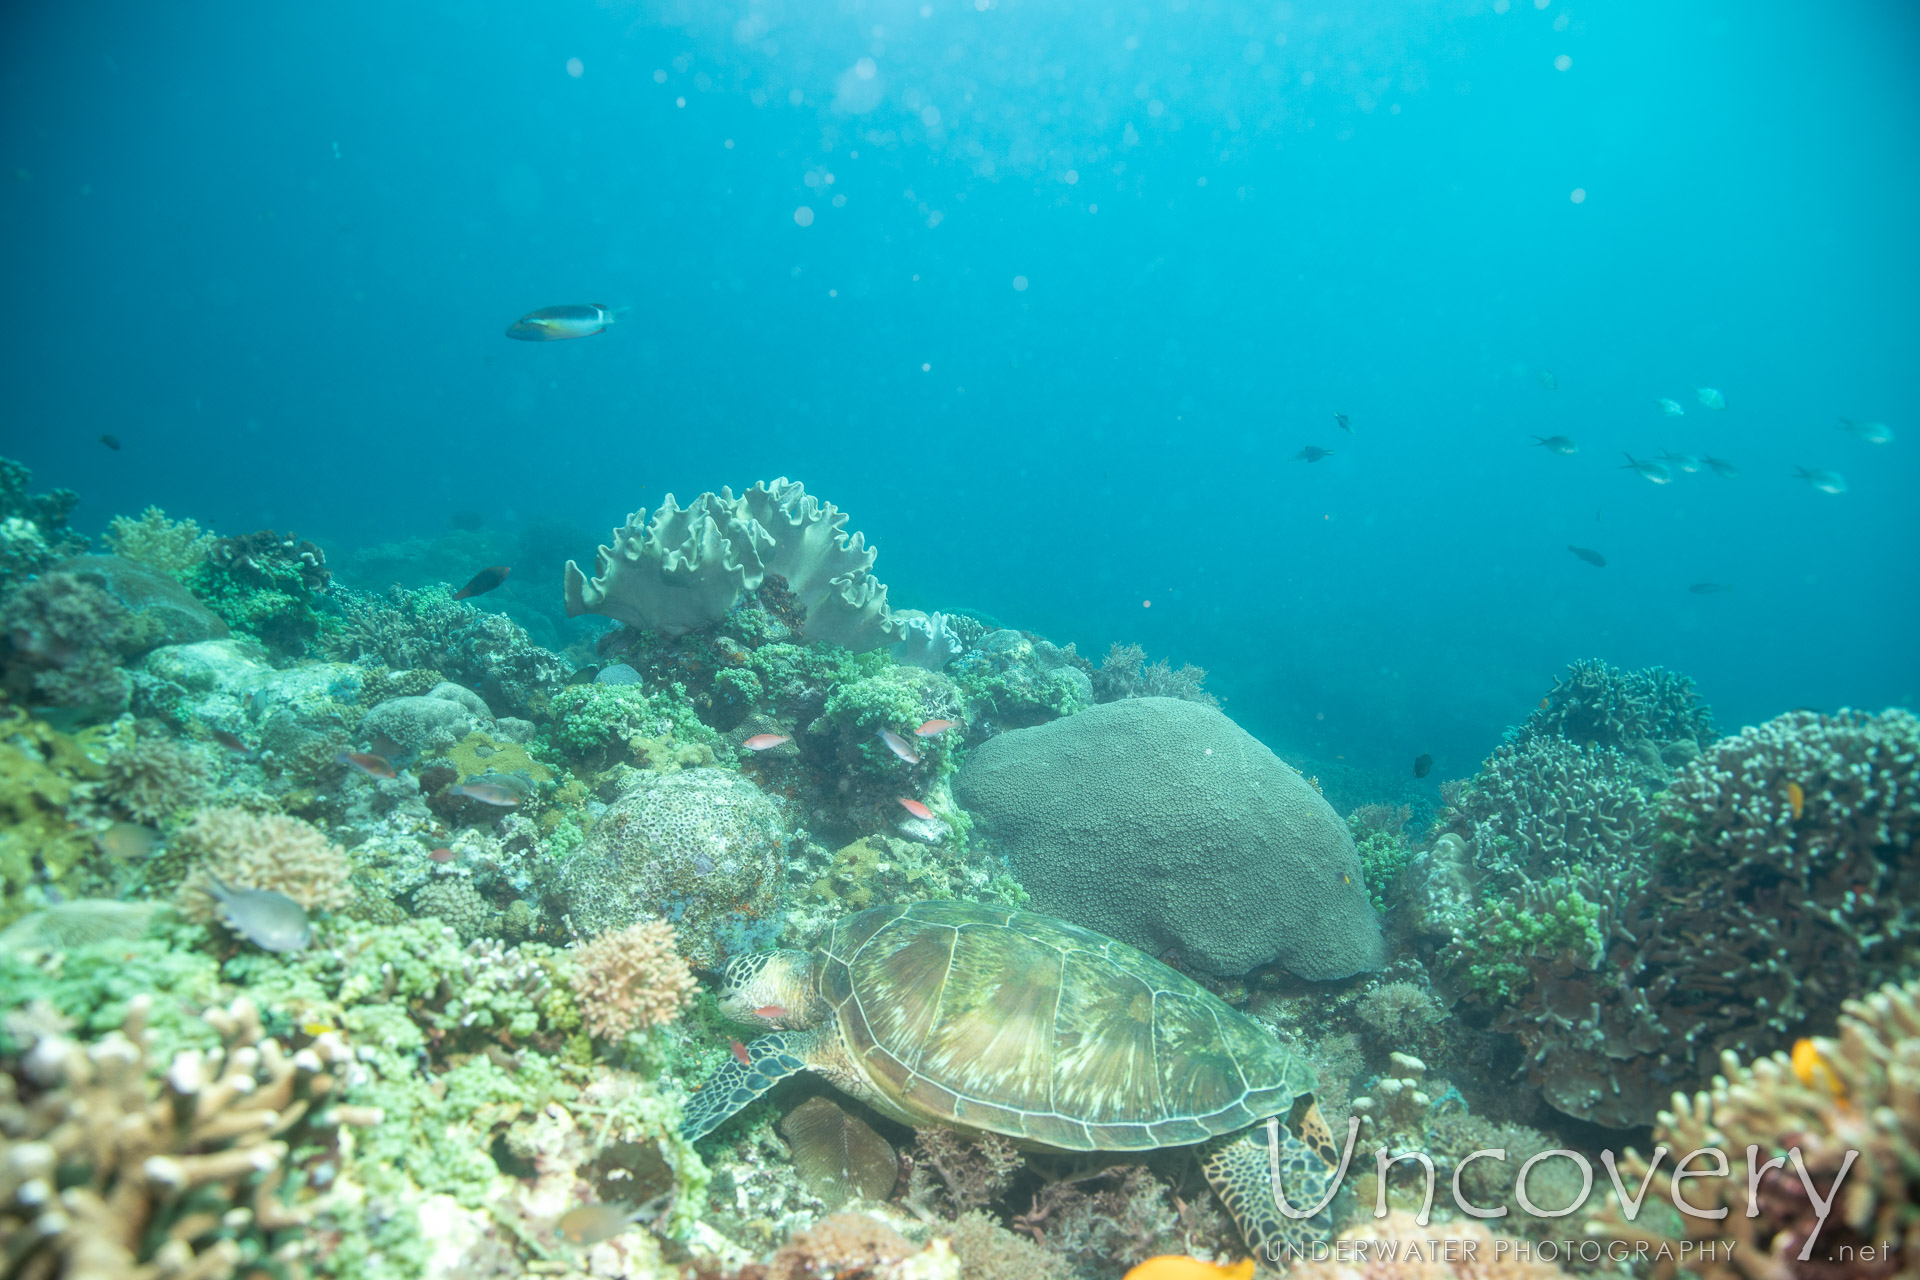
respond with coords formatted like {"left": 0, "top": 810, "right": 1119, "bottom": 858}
{"left": 1538, "top": 370, "right": 1558, "bottom": 390}
{"left": 95, "top": 822, "right": 160, "bottom": 860}
{"left": 898, "top": 797, "right": 933, "bottom": 820}
{"left": 754, "top": 1005, "right": 788, "bottom": 1021}
{"left": 428, "top": 847, "right": 457, "bottom": 863}
{"left": 1125, "top": 1256, "right": 1254, "bottom": 1280}
{"left": 505, "top": 303, "right": 621, "bottom": 342}
{"left": 209, "top": 728, "right": 253, "bottom": 756}
{"left": 99, "top": 433, "right": 121, "bottom": 451}
{"left": 1291, "top": 446, "right": 1333, "bottom": 463}
{"left": 1531, "top": 435, "right": 1577, "bottom": 455}
{"left": 1567, "top": 545, "right": 1606, "bottom": 568}
{"left": 1793, "top": 466, "right": 1848, "bottom": 495}
{"left": 1695, "top": 387, "right": 1726, "bottom": 410}
{"left": 337, "top": 750, "right": 397, "bottom": 780}
{"left": 1539, "top": 697, "right": 1551, "bottom": 710}
{"left": 453, "top": 780, "right": 522, "bottom": 806}
{"left": 1657, "top": 398, "right": 1685, "bottom": 416}
{"left": 301, "top": 1021, "right": 337, "bottom": 1037}
{"left": 1838, "top": 417, "right": 1894, "bottom": 444}
{"left": 567, "top": 665, "right": 601, "bottom": 685}
{"left": 1790, "top": 1038, "right": 1844, "bottom": 1098}
{"left": 1689, "top": 583, "right": 1732, "bottom": 595}
{"left": 1786, "top": 780, "right": 1805, "bottom": 821}
{"left": 1621, "top": 453, "right": 1674, "bottom": 485}
{"left": 1659, "top": 451, "right": 1702, "bottom": 475}
{"left": 730, "top": 1039, "right": 751, "bottom": 1065}
{"left": 742, "top": 733, "right": 791, "bottom": 751}
{"left": 556, "top": 1202, "right": 646, "bottom": 1246}
{"left": 1333, "top": 412, "right": 1352, "bottom": 434}
{"left": 878, "top": 729, "right": 921, "bottom": 764}
{"left": 914, "top": 719, "right": 956, "bottom": 737}
{"left": 1412, "top": 753, "right": 1433, "bottom": 779}
{"left": 1704, "top": 456, "right": 1739, "bottom": 478}
{"left": 453, "top": 565, "right": 511, "bottom": 601}
{"left": 205, "top": 877, "right": 312, "bottom": 953}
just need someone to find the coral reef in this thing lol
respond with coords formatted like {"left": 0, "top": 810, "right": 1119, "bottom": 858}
{"left": 955, "top": 697, "right": 1383, "bottom": 978}
{"left": 948, "top": 629, "right": 1093, "bottom": 733}
{"left": 170, "top": 806, "right": 355, "bottom": 924}
{"left": 1437, "top": 736, "right": 1653, "bottom": 887}
{"left": 1512, "top": 658, "right": 1714, "bottom": 769}
{"left": 1440, "top": 707, "right": 1920, "bottom": 1127}
{"left": 565, "top": 479, "right": 903, "bottom": 651}
{"left": 549, "top": 768, "right": 790, "bottom": 969}
{"left": 101, "top": 730, "right": 210, "bottom": 822}
{"left": 569, "top": 918, "right": 699, "bottom": 1041}
{"left": 411, "top": 876, "right": 498, "bottom": 942}
{"left": 888, "top": 610, "right": 963, "bottom": 671}
{"left": 0, "top": 458, "right": 83, "bottom": 588}
{"left": 1091, "top": 641, "right": 1220, "bottom": 707}
{"left": 1589, "top": 976, "right": 1920, "bottom": 1280}
{"left": 330, "top": 584, "right": 570, "bottom": 717}
{"left": 187, "top": 530, "right": 332, "bottom": 656}
{"left": 102, "top": 506, "right": 217, "bottom": 577}
{"left": 0, "top": 572, "right": 135, "bottom": 715}
{"left": 0, "top": 713, "right": 105, "bottom": 925}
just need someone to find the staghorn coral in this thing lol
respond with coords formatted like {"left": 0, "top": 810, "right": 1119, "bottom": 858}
{"left": 565, "top": 478, "right": 904, "bottom": 651}
{"left": 1438, "top": 735, "right": 1654, "bottom": 886}
{"left": 1439, "top": 707, "right": 1919, "bottom": 1128}
{"left": 102, "top": 506, "right": 216, "bottom": 578}
{"left": 1513, "top": 659, "right": 1714, "bottom": 767}
{"left": 170, "top": 806, "right": 354, "bottom": 924}
{"left": 1588, "top": 976, "right": 1920, "bottom": 1280}
{"left": 568, "top": 918, "right": 698, "bottom": 1041}
{"left": 1091, "top": 640, "right": 1220, "bottom": 707}
{"left": 0, "top": 993, "right": 370, "bottom": 1280}
{"left": 101, "top": 732, "right": 210, "bottom": 822}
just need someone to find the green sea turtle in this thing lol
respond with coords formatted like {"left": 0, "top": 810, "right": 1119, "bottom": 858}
{"left": 681, "top": 900, "right": 1343, "bottom": 1263}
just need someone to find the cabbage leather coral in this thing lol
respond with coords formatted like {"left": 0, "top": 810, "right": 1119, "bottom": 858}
{"left": 171, "top": 806, "right": 354, "bottom": 924}
{"left": 568, "top": 918, "right": 698, "bottom": 1041}
{"left": 0, "top": 993, "right": 368, "bottom": 1280}
{"left": 1587, "top": 976, "right": 1920, "bottom": 1280}
{"left": 564, "top": 477, "right": 903, "bottom": 651}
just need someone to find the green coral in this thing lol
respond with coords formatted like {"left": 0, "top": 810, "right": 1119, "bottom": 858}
{"left": 1350, "top": 823, "right": 1416, "bottom": 914}
{"left": 1453, "top": 884, "right": 1603, "bottom": 1004}
{"left": 822, "top": 661, "right": 960, "bottom": 777}
{"left": 544, "top": 681, "right": 717, "bottom": 764}
{"left": 747, "top": 641, "right": 850, "bottom": 697}
{"left": 101, "top": 506, "right": 215, "bottom": 578}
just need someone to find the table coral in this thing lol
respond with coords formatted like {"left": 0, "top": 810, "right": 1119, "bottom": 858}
{"left": 569, "top": 918, "right": 699, "bottom": 1041}
{"left": 563, "top": 478, "right": 904, "bottom": 652}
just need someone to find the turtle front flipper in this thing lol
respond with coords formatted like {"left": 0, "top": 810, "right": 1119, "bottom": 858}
{"left": 1201, "top": 1100, "right": 1347, "bottom": 1268}
{"left": 680, "top": 1030, "right": 820, "bottom": 1142}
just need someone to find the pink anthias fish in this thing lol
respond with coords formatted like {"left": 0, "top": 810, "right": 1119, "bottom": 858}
{"left": 337, "top": 750, "right": 397, "bottom": 780}
{"left": 877, "top": 729, "right": 921, "bottom": 764}
{"left": 898, "top": 797, "right": 933, "bottom": 820}
{"left": 453, "top": 780, "right": 521, "bottom": 807}
{"left": 742, "top": 733, "right": 791, "bottom": 751}
{"left": 914, "top": 719, "right": 956, "bottom": 738}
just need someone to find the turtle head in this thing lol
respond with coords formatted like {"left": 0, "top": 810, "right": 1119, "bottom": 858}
{"left": 717, "top": 948, "right": 825, "bottom": 1028}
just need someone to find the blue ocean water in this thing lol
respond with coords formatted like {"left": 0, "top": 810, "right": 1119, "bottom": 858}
{"left": 3, "top": 0, "right": 1914, "bottom": 784}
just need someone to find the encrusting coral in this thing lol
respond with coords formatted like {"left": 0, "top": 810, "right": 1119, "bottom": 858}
{"left": 1588, "top": 975, "right": 1920, "bottom": 1280}
{"left": 170, "top": 806, "right": 355, "bottom": 924}
{"left": 568, "top": 918, "right": 699, "bottom": 1041}
{"left": 564, "top": 478, "right": 904, "bottom": 651}
{"left": 0, "top": 993, "right": 372, "bottom": 1280}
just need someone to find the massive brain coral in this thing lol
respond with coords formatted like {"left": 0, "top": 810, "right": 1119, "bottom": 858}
{"left": 953, "top": 697, "right": 1385, "bottom": 978}
{"left": 562, "top": 477, "right": 903, "bottom": 651}
{"left": 549, "top": 768, "right": 791, "bottom": 969}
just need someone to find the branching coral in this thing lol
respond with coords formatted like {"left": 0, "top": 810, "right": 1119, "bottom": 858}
{"left": 0, "top": 993, "right": 369, "bottom": 1280}
{"left": 101, "top": 732, "right": 210, "bottom": 823}
{"left": 187, "top": 530, "right": 332, "bottom": 656}
{"left": 1513, "top": 659, "right": 1714, "bottom": 766}
{"left": 103, "top": 507, "right": 216, "bottom": 578}
{"left": 170, "top": 807, "right": 354, "bottom": 924}
{"left": 568, "top": 918, "right": 698, "bottom": 1041}
{"left": 1587, "top": 976, "right": 1920, "bottom": 1280}
{"left": 1439, "top": 736, "right": 1654, "bottom": 885}
{"left": 329, "top": 584, "right": 570, "bottom": 716}
{"left": 1091, "top": 641, "right": 1219, "bottom": 707}
{"left": 1439, "top": 707, "right": 1919, "bottom": 1128}
{"left": 565, "top": 478, "right": 904, "bottom": 651}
